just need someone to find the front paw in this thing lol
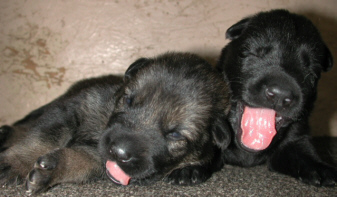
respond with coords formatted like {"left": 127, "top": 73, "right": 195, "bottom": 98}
{"left": 298, "top": 164, "right": 337, "bottom": 187}
{"left": 0, "top": 163, "right": 14, "bottom": 185}
{"left": 25, "top": 151, "right": 59, "bottom": 195}
{"left": 0, "top": 159, "right": 23, "bottom": 185}
{"left": 164, "top": 165, "right": 211, "bottom": 185}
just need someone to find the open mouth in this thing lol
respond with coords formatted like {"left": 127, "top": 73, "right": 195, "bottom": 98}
{"left": 238, "top": 105, "right": 291, "bottom": 151}
{"left": 105, "top": 160, "right": 131, "bottom": 186}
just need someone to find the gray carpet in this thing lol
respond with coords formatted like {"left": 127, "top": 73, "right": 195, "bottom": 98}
{"left": 2, "top": 137, "right": 336, "bottom": 197}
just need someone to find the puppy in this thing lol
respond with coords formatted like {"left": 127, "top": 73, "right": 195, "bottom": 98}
{"left": 0, "top": 52, "right": 231, "bottom": 194}
{"left": 216, "top": 9, "right": 337, "bottom": 186}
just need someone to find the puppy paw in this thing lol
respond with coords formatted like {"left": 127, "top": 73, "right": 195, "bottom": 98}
{"left": 0, "top": 162, "right": 11, "bottom": 185}
{"left": 34, "top": 152, "right": 59, "bottom": 170}
{"left": 0, "top": 162, "right": 24, "bottom": 185}
{"left": 164, "top": 165, "right": 211, "bottom": 185}
{"left": 25, "top": 152, "right": 59, "bottom": 195}
{"left": 298, "top": 165, "right": 337, "bottom": 187}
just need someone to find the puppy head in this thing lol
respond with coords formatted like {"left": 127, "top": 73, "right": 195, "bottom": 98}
{"left": 99, "top": 52, "right": 231, "bottom": 185}
{"left": 225, "top": 9, "right": 333, "bottom": 73}
{"left": 218, "top": 9, "right": 333, "bottom": 152}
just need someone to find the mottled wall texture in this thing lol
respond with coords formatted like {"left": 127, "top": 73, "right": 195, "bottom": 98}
{"left": 1, "top": 0, "right": 337, "bottom": 136}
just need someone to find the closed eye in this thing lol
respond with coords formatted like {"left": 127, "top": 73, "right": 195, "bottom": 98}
{"left": 167, "top": 131, "right": 185, "bottom": 141}
{"left": 303, "top": 72, "right": 317, "bottom": 87}
{"left": 124, "top": 95, "right": 133, "bottom": 106}
{"left": 244, "top": 46, "right": 272, "bottom": 58}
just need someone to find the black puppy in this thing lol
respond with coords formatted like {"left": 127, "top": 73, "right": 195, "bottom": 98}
{"left": 216, "top": 9, "right": 336, "bottom": 186}
{"left": 0, "top": 52, "right": 230, "bottom": 194}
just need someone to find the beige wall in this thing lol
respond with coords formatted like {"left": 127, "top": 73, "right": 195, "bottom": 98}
{"left": 1, "top": 0, "right": 337, "bottom": 136}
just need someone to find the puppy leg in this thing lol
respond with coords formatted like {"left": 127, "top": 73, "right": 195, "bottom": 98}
{"left": 165, "top": 149, "right": 224, "bottom": 185}
{"left": 1, "top": 120, "right": 77, "bottom": 184}
{"left": 25, "top": 146, "right": 103, "bottom": 195}
{"left": 164, "top": 165, "right": 214, "bottom": 185}
{"left": 269, "top": 136, "right": 337, "bottom": 187}
{"left": 0, "top": 137, "right": 57, "bottom": 185}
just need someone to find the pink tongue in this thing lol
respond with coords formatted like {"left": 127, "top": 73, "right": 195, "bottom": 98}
{"left": 106, "top": 160, "right": 131, "bottom": 185}
{"left": 240, "top": 106, "right": 276, "bottom": 150}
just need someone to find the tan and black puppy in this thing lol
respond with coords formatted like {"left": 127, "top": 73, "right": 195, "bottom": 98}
{"left": 0, "top": 52, "right": 231, "bottom": 194}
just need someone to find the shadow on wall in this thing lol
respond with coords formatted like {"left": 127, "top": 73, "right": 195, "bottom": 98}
{"left": 301, "top": 11, "right": 337, "bottom": 136}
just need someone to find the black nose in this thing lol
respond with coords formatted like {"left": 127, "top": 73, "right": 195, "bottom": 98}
{"left": 109, "top": 146, "right": 132, "bottom": 163}
{"left": 265, "top": 85, "right": 294, "bottom": 108}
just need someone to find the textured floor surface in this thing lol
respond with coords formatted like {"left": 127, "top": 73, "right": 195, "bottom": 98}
{"left": 1, "top": 137, "right": 336, "bottom": 197}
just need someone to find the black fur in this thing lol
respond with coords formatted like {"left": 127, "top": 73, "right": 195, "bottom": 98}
{"left": 216, "top": 9, "right": 336, "bottom": 187}
{"left": 0, "top": 52, "right": 231, "bottom": 194}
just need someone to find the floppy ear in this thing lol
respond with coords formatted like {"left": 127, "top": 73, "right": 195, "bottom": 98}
{"left": 124, "top": 58, "right": 149, "bottom": 81}
{"left": 226, "top": 18, "right": 251, "bottom": 40}
{"left": 322, "top": 45, "right": 333, "bottom": 72}
{"left": 211, "top": 115, "right": 231, "bottom": 150}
